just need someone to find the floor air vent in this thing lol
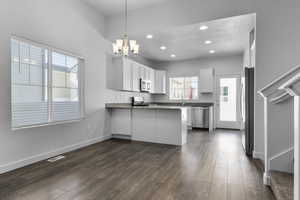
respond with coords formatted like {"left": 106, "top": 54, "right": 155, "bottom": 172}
{"left": 47, "top": 155, "right": 65, "bottom": 163}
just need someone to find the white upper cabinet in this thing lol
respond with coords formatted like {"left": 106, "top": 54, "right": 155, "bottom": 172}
{"left": 111, "top": 57, "right": 132, "bottom": 91}
{"left": 149, "top": 68, "right": 155, "bottom": 93}
{"left": 110, "top": 56, "right": 166, "bottom": 93}
{"left": 122, "top": 58, "right": 132, "bottom": 91}
{"left": 139, "top": 65, "right": 151, "bottom": 80}
{"left": 145, "top": 67, "right": 151, "bottom": 80}
{"left": 199, "top": 68, "right": 214, "bottom": 93}
{"left": 131, "top": 61, "right": 140, "bottom": 92}
{"left": 139, "top": 65, "right": 146, "bottom": 80}
{"left": 154, "top": 70, "right": 166, "bottom": 94}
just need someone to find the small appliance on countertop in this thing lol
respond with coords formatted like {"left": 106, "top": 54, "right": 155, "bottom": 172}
{"left": 131, "top": 96, "right": 150, "bottom": 106}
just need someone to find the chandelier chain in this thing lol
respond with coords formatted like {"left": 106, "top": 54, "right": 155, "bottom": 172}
{"left": 125, "top": 0, "right": 127, "bottom": 36}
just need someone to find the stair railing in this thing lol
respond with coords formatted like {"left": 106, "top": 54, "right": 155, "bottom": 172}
{"left": 279, "top": 72, "right": 300, "bottom": 200}
{"left": 258, "top": 65, "right": 300, "bottom": 200}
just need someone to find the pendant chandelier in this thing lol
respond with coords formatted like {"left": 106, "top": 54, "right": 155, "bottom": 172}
{"left": 112, "top": 0, "right": 139, "bottom": 56}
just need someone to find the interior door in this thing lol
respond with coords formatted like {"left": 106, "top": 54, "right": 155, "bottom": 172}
{"left": 216, "top": 74, "right": 242, "bottom": 129}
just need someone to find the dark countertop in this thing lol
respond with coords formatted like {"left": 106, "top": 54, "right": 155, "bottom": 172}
{"left": 105, "top": 103, "right": 188, "bottom": 110}
{"left": 105, "top": 102, "right": 214, "bottom": 109}
{"left": 154, "top": 102, "right": 214, "bottom": 107}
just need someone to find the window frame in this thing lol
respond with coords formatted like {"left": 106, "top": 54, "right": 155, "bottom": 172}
{"left": 169, "top": 76, "right": 199, "bottom": 100}
{"left": 11, "top": 36, "right": 85, "bottom": 130}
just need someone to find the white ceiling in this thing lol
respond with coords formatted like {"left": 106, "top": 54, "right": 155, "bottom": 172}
{"left": 83, "top": 0, "right": 171, "bottom": 16}
{"left": 130, "top": 14, "right": 255, "bottom": 61}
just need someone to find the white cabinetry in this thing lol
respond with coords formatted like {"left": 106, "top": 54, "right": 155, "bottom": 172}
{"left": 155, "top": 109, "right": 182, "bottom": 145}
{"left": 131, "top": 61, "right": 140, "bottom": 92}
{"left": 139, "top": 65, "right": 146, "bottom": 80}
{"left": 145, "top": 67, "right": 151, "bottom": 80}
{"left": 122, "top": 58, "right": 132, "bottom": 91}
{"left": 154, "top": 70, "right": 166, "bottom": 94}
{"left": 132, "top": 109, "right": 156, "bottom": 143}
{"left": 149, "top": 68, "right": 155, "bottom": 93}
{"left": 199, "top": 68, "right": 214, "bottom": 93}
{"left": 110, "top": 109, "right": 132, "bottom": 136}
{"left": 109, "top": 57, "right": 166, "bottom": 93}
{"left": 139, "top": 65, "right": 151, "bottom": 81}
{"left": 131, "top": 108, "right": 187, "bottom": 145}
{"left": 111, "top": 57, "right": 133, "bottom": 91}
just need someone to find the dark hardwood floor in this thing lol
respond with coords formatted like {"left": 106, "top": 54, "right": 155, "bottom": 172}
{"left": 0, "top": 129, "right": 275, "bottom": 200}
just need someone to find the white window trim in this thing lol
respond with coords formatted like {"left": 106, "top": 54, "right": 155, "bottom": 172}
{"left": 169, "top": 76, "right": 199, "bottom": 100}
{"left": 11, "top": 36, "right": 85, "bottom": 130}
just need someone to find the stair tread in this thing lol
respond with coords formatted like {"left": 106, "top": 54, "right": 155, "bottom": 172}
{"left": 270, "top": 170, "right": 293, "bottom": 200}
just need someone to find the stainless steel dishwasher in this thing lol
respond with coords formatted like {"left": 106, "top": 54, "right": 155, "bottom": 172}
{"left": 191, "top": 107, "right": 209, "bottom": 128}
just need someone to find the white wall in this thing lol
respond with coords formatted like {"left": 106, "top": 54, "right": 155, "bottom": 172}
{"left": 0, "top": 0, "right": 152, "bottom": 173}
{"left": 152, "top": 54, "right": 243, "bottom": 102}
{"left": 105, "top": 0, "right": 300, "bottom": 159}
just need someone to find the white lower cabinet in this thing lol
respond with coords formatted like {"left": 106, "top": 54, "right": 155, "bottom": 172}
{"left": 109, "top": 108, "right": 187, "bottom": 145}
{"left": 132, "top": 109, "right": 156, "bottom": 143}
{"left": 155, "top": 110, "right": 182, "bottom": 145}
{"left": 131, "top": 109, "right": 185, "bottom": 145}
{"left": 111, "top": 109, "right": 131, "bottom": 136}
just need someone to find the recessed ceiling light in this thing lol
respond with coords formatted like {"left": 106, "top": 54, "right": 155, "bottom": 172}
{"left": 171, "top": 54, "right": 176, "bottom": 58}
{"left": 199, "top": 25, "right": 208, "bottom": 30}
{"left": 205, "top": 40, "right": 212, "bottom": 44}
{"left": 146, "top": 34, "right": 153, "bottom": 39}
{"left": 209, "top": 50, "right": 215, "bottom": 54}
{"left": 160, "top": 46, "right": 167, "bottom": 50}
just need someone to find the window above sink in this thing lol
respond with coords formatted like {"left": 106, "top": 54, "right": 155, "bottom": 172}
{"left": 169, "top": 76, "right": 198, "bottom": 100}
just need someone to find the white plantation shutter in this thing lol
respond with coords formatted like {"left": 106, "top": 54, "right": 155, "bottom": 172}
{"left": 11, "top": 37, "right": 84, "bottom": 129}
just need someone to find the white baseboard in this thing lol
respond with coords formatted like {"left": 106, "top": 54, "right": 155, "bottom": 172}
{"left": 253, "top": 151, "right": 264, "bottom": 160}
{"left": 270, "top": 147, "right": 294, "bottom": 173}
{"left": 0, "top": 135, "right": 112, "bottom": 174}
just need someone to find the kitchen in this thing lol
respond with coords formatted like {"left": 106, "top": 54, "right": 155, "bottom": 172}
{"left": 105, "top": 14, "right": 255, "bottom": 146}
{"left": 106, "top": 55, "right": 214, "bottom": 145}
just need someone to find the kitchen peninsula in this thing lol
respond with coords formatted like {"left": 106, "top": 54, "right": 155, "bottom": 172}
{"left": 106, "top": 104, "right": 188, "bottom": 146}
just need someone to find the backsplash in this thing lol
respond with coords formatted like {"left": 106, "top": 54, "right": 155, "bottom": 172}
{"left": 152, "top": 93, "right": 214, "bottom": 103}
{"left": 105, "top": 89, "right": 153, "bottom": 104}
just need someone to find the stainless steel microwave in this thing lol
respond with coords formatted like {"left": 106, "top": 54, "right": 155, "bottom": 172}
{"left": 140, "top": 79, "right": 151, "bottom": 92}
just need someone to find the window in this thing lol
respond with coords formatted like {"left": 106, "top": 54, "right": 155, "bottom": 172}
{"left": 11, "top": 37, "right": 84, "bottom": 129}
{"left": 169, "top": 77, "right": 198, "bottom": 100}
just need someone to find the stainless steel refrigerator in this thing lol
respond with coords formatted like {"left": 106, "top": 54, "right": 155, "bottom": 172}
{"left": 241, "top": 68, "right": 254, "bottom": 156}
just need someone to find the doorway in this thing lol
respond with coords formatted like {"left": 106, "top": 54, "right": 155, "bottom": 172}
{"left": 216, "top": 74, "right": 242, "bottom": 129}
